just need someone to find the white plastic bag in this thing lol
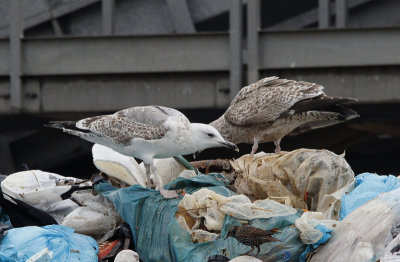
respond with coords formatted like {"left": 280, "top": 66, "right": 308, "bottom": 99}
{"left": 177, "top": 188, "right": 297, "bottom": 232}
{"left": 310, "top": 187, "right": 400, "bottom": 261}
{"left": 62, "top": 190, "right": 121, "bottom": 242}
{"left": 1, "top": 170, "right": 89, "bottom": 223}
{"left": 295, "top": 211, "right": 339, "bottom": 245}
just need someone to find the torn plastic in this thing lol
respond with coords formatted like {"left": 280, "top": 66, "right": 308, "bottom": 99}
{"left": 340, "top": 173, "right": 400, "bottom": 220}
{"left": 62, "top": 190, "right": 122, "bottom": 242}
{"left": 114, "top": 250, "right": 140, "bottom": 262}
{"left": 310, "top": 187, "right": 400, "bottom": 261}
{"left": 93, "top": 144, "right": 147, "bottom": 187}
{"left": 177, "top": 188, "right": 296, "bottom": 232}
{"left": 230, "top": 149, "right": 354, "bottom": 219}
{"left": 26, "top": 248, "right": 53, "bottom": 262}
{"left": 295, "top": 212, "right": 339, "bottom": 245}
{"left": 93, "top": 144, "right": 187, "bottom": 188}
{"left": 95, "top": 173, "right": 306, "bottom": 262}
{"left": 229, "top": 256, "right": 263, "bottom": 262}
{"left": 0, "top": 225, "right": 98, "bottom": 262}
{"left": 1, "top": 170, "right": 91, "bottom": 223}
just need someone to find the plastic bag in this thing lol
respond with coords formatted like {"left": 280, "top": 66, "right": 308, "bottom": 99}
{"left": 93, "top": 144, "right": 186, "bottom": 188}
{"left": 310, "top": 187, "right": 400, "bottom": 261}
{"left": 0, "top": 225, "right": 98, "bottom": 262}
{"left": 1, "top": 170, "right": 91, "bottom": 223}
{"left": 93, "top": 144, "right": 147, "bottom": 187}
{"left": 177, "top": 188, "right": 297, "bottom": 232}
{"left": 62, "top": 190, "right": 122, "bottom": 241}
{"left": 230, "top": 149, "right": 354, "bottom": 219}
{"left": 340, "top": 173, "right": 400, "bottom": 219}
{"left": 95, "top": 174, "right": 306, "bottom": 262}
{"left": 295, "top": 212, "right": 339, "bottom": 245}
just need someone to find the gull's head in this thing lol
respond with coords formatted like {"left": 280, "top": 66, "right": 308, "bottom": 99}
{"left": 190, "top": 123, "right": 239, "bottom": 152}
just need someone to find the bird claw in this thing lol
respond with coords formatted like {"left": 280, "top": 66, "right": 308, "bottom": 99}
{"left": 160, "top": 189, "right": 179, "bottom": 199}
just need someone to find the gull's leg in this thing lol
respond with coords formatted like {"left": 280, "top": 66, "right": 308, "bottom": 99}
{"left": 250, "top": 139, "right": 259, "bottom": 155}
{"left": 144, "top": 163, "right": 152, "bottom": 188}
{"left": 150, "top": 163, "right": 178, "bottom": 199}
{"left": 274, "top": 138, "right": 281, "bottom": 153}
{"left": 255, "top": 245, "right": 261, "bottom": 256}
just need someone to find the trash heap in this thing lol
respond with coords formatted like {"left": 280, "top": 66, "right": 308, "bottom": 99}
{"left": 0, "top": 144, "right": 399, "bottom": 262}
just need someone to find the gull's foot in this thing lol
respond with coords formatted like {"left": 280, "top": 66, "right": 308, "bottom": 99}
{"left": 160, "top": 189, "right": 179, "bottom": 199}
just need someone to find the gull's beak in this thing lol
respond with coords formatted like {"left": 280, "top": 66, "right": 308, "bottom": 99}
{"left": 220, "top": 141, "right": 239, "bottom": 152}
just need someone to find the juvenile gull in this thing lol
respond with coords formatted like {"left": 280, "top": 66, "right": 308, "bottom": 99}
{"left": 210, "top": 76, "right": 359, "bottom": 154}
{"left": 47, "top": 105, "right": 238, "bottom": 198}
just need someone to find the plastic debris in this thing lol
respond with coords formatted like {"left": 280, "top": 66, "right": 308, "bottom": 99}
{"left": 114, "top": 250, "right": 140, "bottom": 262}
{"left": 295, "top": 212, "right": 338, "bottom": 245}
{"left": 340, "top": 172, "right": 400, "bottom": 219}
{"left": 191, "top": 229, "right": 219, "bottom": 243}
{"left": 230, "top": 149, "right": 354, "bottom": 219}
{"left": 93, "top": 144, "right": 147, "bottom": 187}
{"left": 177, "top": 188, "right": 297, "bottom": 232}
{"left": 93, "top": 144, "right": 187, "bottom": 188}
{"left": 0, "top": 225, "right": 98, "bottom": 262}
{"left": 62, "top": 190, "right": 122, "bottom": 242}
{"left": 310, "top": 187, "right": 400, "bottom": 261}
{"left": 95, "top": 173, "right": 306, "bottom": 262}
{"left": 1, "top": 170, "right": 91, "bottom": 223}
{"left": 229, "top": 256, "right": 263, "bottom": 262}
{"left": 26, "top": 248, "right": 53, "bottom": 262}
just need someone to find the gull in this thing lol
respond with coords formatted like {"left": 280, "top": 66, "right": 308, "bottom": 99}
{"left": 47, "top": 105, "right": 238, "bottom": 198}
{"left": 210, "top": 76, "right": 359, "bottom": 154}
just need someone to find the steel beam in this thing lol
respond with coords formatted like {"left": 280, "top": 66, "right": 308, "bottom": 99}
{"left": 318, "top": 0, "right": 331, "bottom": 29}
{"left": 247, "top": 0, "right": 260, "bottom": 84}
{"left": 102, "top": 0, "right": 115, "bottom": 35}
{"left": 9, "top": 0, "right": 23, "bottom": 111}
{"left": 21, "top": 34, "right": 229, "bottom": 75}
{"left": 0, "top": 0, "right": 100, "bottom": 37}
{"left": 270, "top": 0, "right": 372, "bottom": 30}
{"left": 336, "top": 0, "right": 348, "bottom": 28}
{"left": 259, "top": 28, "right": 400, "bottom": 69}
{"left": 229, "top": 0, "right": 243, "bottom": 100}
{"left": 166, "top": 0, "right": 196, "bottom": 33}
{"left": 0, "top": 28, "right": 399, "bottom": 77}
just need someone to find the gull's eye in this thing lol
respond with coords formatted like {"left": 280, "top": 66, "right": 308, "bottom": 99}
{"left": 207, "top": 133, "right": 215, "bottom": 138}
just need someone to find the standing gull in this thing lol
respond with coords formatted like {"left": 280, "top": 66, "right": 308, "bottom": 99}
{"left": 210, "top": 76, "right": 359, "bottom": 154}
{"left": 47, "top": 106, "right": 238, "bottom": 198}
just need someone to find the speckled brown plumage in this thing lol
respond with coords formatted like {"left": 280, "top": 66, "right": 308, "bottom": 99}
{"left": 211, "top": 76, "right": 359, "bottom": 153}
{"left": 226, "top": 225, "right": 280, "bottom": 256}
{"left": 76, "top": 106, "right": 174, "bottom": 145}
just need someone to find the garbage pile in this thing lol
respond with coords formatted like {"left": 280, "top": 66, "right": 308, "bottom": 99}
{"left": 0, "top": 144, "right": 399, "bottom": 262}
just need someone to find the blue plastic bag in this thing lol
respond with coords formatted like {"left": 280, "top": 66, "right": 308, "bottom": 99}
{"left": 299, "top": 224, "right": 332, "bottom": 262}
{"left": 0, "top": 225, "right": 98, "bottom": 262}
{"left": 340, "top": 173, "right": 400, "bottom": 219}
{"left": 96, "top": 173, "right": 306, "bottom": 262}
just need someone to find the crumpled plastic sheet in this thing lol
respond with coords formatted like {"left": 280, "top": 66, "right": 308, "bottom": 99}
{"left": 0, "top": 225, "right": 98, "bottom": 262}
{"left": 340, "top": 172, "right": 400, "bottom": 220}
{"left": 230, "top": 149, "right": 354, "bottom": 219}
{"left": 93, "top": 144, "right": 186, "bottom": 188}
{"left": 295, "top": 212, "right": 339, "bottom": 245}
{"left": 1, "top": 170, "right": 91, "bottom": 223}
{"left": 310, "top": 187, "right": 400, "bottom": 262}
{"left": 177, "top": 188, "right": 296, "bottom": 232}
{"left": 62, "top": 190, "right": 122, "bottom": 242}
{"left": 294, "top": 212, "right": 338, "bottom": 262}
{"left": 96, "top": 173, "right": 306, "bottom": 262}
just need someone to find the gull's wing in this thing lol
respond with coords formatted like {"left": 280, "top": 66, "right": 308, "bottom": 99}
{"left": 76, "top": 106, "right": 187, "bottom": 145}
{"left": 224, "top": 77, "right": 325, "bottom": 126}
